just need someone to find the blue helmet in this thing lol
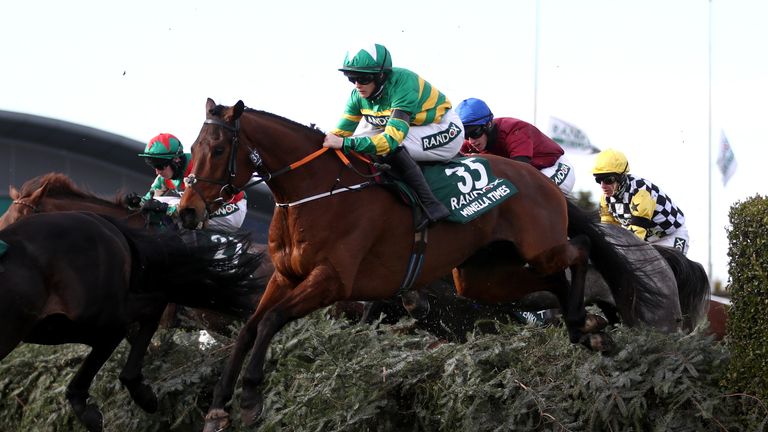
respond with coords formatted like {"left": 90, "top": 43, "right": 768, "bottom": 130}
{"left": 456, "top": 98, "right": 494, "bottom": 126}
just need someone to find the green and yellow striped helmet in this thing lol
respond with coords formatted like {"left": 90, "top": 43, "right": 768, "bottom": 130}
{"left": 339, "top": 44, "right": 392, "bottom": 74}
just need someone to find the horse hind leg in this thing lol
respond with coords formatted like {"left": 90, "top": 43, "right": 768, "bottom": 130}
{"left": 66, "top": 337, "right": 123, "bottom": 432}
{"left": 119, "top": 315, "right": 164, "bottom": 413}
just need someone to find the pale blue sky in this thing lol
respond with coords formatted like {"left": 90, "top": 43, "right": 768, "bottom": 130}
{"left": 2, "top": 0, "right": 766, "bottom": 284}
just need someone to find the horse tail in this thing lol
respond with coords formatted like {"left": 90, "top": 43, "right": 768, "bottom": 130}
{"left": 653, "top": 245, "right": 711, "bottom": 332}
{"left": 99, "top": 215, "right": 267, "bottom": 312}
{"left": 565, "top": 200, "right": 666, "bottom": 323}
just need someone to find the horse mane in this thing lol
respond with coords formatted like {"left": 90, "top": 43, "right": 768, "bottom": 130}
{"left": 18, "top": 172, "right": 124, "bottom": 206}
{"left": 210, "top": 104, "right": 326, "bottom": 137}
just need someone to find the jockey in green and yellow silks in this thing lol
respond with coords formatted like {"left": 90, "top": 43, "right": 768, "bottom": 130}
{"left": 323, "top": 44, "right": 464, "bottom": 229}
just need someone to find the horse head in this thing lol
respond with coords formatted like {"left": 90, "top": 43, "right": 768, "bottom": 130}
{"left": 179, "top": 98, "right": 248, "bottom": 229}
{"left": 0, "top": 172, "right": 146, "bottom": 230}
{"left": 179, "top": 98, "right": 329, "bottom": 230}
{"left": 0, "top": 180, "right": 49, "bottom": 229}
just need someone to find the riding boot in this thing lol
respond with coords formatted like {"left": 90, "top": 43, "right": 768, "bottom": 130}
{"left": 387, "top": 148, "right": 450, "bottom": 229}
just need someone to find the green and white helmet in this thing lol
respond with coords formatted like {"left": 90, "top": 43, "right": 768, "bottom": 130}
{"left": 138, "top": 133, "right": 183, "bottom": 159}
{"left": 339, "top": 44, "right": 392, "bottom": 74}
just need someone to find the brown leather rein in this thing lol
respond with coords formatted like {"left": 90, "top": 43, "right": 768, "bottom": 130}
{"left": 184, "top": 117, "right": 377, "bottom": 211}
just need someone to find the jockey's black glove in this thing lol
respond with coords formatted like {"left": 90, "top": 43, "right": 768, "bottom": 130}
{"left": 141, "top": 198, "right": 169, "bottom": 214}
{"left": 124, "top": 193, "right": 142, "bottom": 210}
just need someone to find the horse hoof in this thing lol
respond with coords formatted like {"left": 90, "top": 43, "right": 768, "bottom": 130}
{"left": 132, "top": 384, "right": 159, "bottom": 413}
{"left": 580, "top": 314, "right": 608, "bottom": 333}
{"left": 240, "top": 394, "right": 264, "bottom": 427}
{"left": 579, "top": 333, "right": 615, "bottom": 353}
{"left": 401, "top": 290, "right": 430, "bottom": 320}
{"left": 203, "top": 409, "right": 231, "bottom": 432}
{"left": 81, "top": 404, "right": 104, "bottom": 432}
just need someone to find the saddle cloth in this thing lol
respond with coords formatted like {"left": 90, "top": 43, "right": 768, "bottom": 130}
{"left": 417, "top": 156, "right": 518, "bottom": 224}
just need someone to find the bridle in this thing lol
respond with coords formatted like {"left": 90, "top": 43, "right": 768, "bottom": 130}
{"left": 183, "top": 118, "right": 265, "bottom": 213}
{"left": 184, "top": 116, "right": 380, "bottom": 211}
{"left": 11, "top": 199, "right": 39, "bottom": 213}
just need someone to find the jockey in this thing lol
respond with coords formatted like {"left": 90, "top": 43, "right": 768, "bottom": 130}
{"left": 323, "top": 43, "right": 464, "bottom": 230}
{"left": 456, "top": 98, "right": 576, "bottom": 195}
{"left": 592, "top": 148, "right": 689, "bottom": 254}
{"left": 132, "top": 133, "right": 247, "bottom": 232}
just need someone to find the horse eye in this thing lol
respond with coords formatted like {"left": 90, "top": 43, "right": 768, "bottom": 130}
{"left": 213, "top": 146, "right": 225, "bottom": 157}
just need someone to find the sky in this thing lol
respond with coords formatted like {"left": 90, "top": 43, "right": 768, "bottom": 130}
{"left": 2, "top": 0, "right": 766, "bottom": 286}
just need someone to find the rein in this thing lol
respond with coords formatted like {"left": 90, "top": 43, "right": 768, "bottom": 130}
{"left": 190, "top": 111, "right": 427, "bottom": 297}
{"left": 186, "top": 116, "right": 380, "bottom": 210}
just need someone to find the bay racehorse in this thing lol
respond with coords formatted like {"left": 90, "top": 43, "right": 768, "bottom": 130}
{"left": 0, "top": 211, "right": 261, "bottom": 432}
{"left": 178, "top": 99, "right": 662, "bottom": 431}
{"left": 0, "top": 172, "right": 274, "bottom": 332}
{"left": 359, "top": 223, "right": 711, "bottom": 340}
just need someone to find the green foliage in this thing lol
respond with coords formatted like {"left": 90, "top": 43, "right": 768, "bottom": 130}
{"left": 0, "top": 331, "right": 227, "bottom": 431}
{"left": 259, "top": 317, "right": 759, "bottom": 432}
{"left": 574, "top": 190, "right": 598, "bottom": 212}
{"left": 724, "top": 194, "right": 768, "bottom": 401}
{"left": 2, "top": 313, "right": 764, "bottom": 431}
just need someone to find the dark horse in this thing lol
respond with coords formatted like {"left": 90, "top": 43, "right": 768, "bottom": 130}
{"left": 178, "top": 99, "right": 664, "bottom": 431}
{"left": 585, "top": 223, "right": 710, "bottom": 332}
{"left": 0, "top": 172, "right": 274, "bottom": 332}
{"left": 0, "top": 211, "right": 262, "bottom": 432}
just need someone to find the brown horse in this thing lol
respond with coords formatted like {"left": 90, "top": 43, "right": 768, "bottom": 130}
{"left": 0, "top": 172, "right": 273, "bottom": 333}
{"left": 178, "top": 99, "right": 657, "bottom": 431}
{"left": 0, "top": 172, "right": 146, "bottom": 230}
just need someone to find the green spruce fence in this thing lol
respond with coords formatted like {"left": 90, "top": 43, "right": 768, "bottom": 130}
{"left": 4, "top": 195, "right": 768, "bottom": 431}
{"left": 724, "top": 194, "right": 768, "bottom": 404}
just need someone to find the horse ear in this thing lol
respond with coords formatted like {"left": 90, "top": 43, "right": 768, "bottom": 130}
{"left": 233, "top": 100, "right": 245, "bottom": 120}
{"left": 206, "top": 98, "right": 216, "bottom": 115}
{"left": 28, "top": 181, "right": 50, "bottom": 204}
{"left": 9, "top": 185, "right": 19, "bottom": 200}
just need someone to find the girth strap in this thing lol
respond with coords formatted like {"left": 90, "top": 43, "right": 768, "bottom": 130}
{"left": 397, "top": 228, "right": 428, "bottom": 295}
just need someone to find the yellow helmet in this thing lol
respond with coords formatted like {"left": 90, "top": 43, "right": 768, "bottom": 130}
{"left": 593, "top": 148, "right": 630, "bottom": 175}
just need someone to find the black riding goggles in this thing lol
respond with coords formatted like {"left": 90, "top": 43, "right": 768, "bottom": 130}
{"left": 145, "top": 158, "right": 171, "bottom": 170}
{"left": 465, "top": 125, "right": 488, "bottom": 139}
{"left": 594, "top": 174, "right": 620, "bottom": 184}
{"left": 345, "top": 73, "right": 376, "bottom": 85}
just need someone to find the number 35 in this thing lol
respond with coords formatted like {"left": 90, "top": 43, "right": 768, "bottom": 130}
{"left": 444, "top": 158, "right": 489, "bottom": 194}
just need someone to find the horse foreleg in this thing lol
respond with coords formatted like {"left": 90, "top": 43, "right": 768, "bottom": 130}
{"left": 238, "top": 265, "right": 342, "bottom": 428}
{"left": 203, "top": 273, "right": 296, "bottom": 432}
{"left": 66, "top": 336, "right": 123, "bottom": 432}
{"left": 119, "top": 313, "right": 163, "bottom": 413}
